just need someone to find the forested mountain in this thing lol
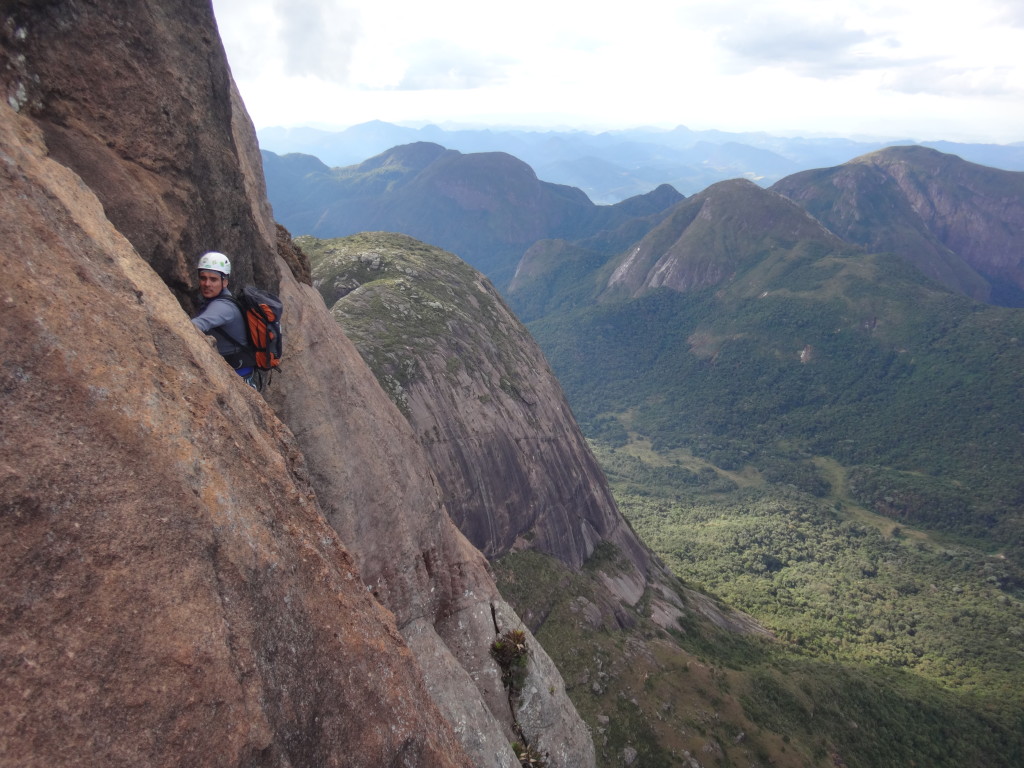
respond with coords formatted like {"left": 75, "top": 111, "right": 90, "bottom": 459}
{"left": 508, "top": 150, "right": 1024, "bottom": 558}
{"left": 500, "top": 145, "right": 1024, "bottom": 765}
{"left": 773, "top": 146, "right": 1024, "bottom": 305}
{"left": 262, "top": 143, "right": 682, "bottom": 286}
{"left": 519, "top": 216, "right": 1024, "bottom": 551}
{"left": 600, "top": 178, "right": 851, "bottom": 298}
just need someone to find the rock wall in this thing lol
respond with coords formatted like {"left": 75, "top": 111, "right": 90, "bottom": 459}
{"left": 0, "top": 1, "right": 593, "bottom": 766}
{"left": 0, "top": 102, "right": 470, "bottom": 768}
{"left": 1, "top": 0, "right": 279, "bottom": 307}
{"left": 267, "top": 271, "right": 594, "bottom": 767}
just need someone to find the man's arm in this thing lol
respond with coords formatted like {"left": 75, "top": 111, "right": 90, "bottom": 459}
{"left": 191, "top": 298, "right": 237, "bottom": 334}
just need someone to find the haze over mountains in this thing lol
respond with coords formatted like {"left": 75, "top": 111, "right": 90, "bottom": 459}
{"left": 258, "top": 120, "right": 1024, "bottom": 204}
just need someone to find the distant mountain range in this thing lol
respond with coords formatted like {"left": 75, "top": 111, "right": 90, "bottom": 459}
{"left": 264, "top": 141, "right": 1024, "bottom": 309}
{"left": 259, "top": 120, "right": 1024, "bottom": 203}
{"left": 262, "top": 142, "right": 682, "bottom": 286}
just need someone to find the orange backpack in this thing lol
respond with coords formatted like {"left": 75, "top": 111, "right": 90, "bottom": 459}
{"left": 232, "top": 287, "right": 283, "bottom": 388}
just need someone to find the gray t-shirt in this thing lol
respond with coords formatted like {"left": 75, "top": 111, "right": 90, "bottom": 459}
{"left": 191, "top": 289, "right": 248, "bottom": 358}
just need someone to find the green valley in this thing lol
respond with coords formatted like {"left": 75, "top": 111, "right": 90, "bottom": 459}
{"left": 525, "top": 250, "right": 1024, "bottom": 562}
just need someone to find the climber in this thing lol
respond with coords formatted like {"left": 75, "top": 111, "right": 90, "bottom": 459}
{"left": 190, "top": 251, "right": 257, "bottom": 387}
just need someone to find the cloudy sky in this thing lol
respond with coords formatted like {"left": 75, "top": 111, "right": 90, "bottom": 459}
{"left": 211, "top": 0, "right": 1024, "bottom": 143}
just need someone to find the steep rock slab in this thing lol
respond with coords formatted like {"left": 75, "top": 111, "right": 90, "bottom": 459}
{"left": 0, "top": 103, "right": 471, "bottom": 768}
{"left": 268, "top": 270, "right": 595, "bottom": 768}
{"left": 303, "top": 232, "right": 651, "bottom": 577}
{"left": 0, "top": 0, "right": 279, "bottom": 307}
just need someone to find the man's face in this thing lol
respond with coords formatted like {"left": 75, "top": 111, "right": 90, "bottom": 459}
{"left": 198, "top": 270, "right": 227, "bottom": 300}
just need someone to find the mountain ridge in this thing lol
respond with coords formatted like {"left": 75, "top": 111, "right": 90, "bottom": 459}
{"left": 772, "top": 145, "right": 1024, "bottom": 304}
{"left": 259, "top": 120, "right": 1024, "bottom": 203}
{"left": 601, "top": 178, "right": 853, "bottom": 299}
{"left": 263, "top": 144, "right": 683, "bottom": 286}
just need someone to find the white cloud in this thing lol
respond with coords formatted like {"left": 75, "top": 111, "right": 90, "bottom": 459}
{"left": 214, "top": 0, "right": 361, "bottom": 84}
{"left": 717, "top": 15, "right": 877, "bottom": 77}
{"left": 211, "top": 0, "right": 1024, "bottom": 143}
{"left": 996, "top": 0, "right": 1024, "bottom": 27}
{"left": 273, "top": 0, "right": 361, "bottom": 84}
{"left": 393, "top": 42, "right": 514, "bottom": 90}
{"left": 882, "top": 64, "right": 1020, "bottom": 98}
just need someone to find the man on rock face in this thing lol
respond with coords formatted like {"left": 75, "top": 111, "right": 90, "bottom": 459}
{"left": 190, "top": 251, "right": 256, "bottom": 387}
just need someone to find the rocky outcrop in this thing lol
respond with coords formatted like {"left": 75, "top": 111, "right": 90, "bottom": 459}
{"left": 303, "top": 233, "right": 651, "bottom": 578}
{"left": 300, "top": 233, "right": 730, "bottom": 727}
{"left": 1, "top": 0, "right": 280, "bottom": 308}
{"left": 772, "top": 146, "right": 1024, "bottom": 305}
{"left": 267, "top": 268, "right": 594, "bottom": 767}
{"left": 1, "top": 2, "right": 592, "bottom": 766}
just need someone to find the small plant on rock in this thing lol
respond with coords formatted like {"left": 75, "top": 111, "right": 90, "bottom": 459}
{"left": 511, "top": 741, "right": 547, "bottom": 767}
{"left": 492, "top": 630, "right": 549, "bottom": 766}
{"left": 491, "top": 628, "right": 527, "bottom": 666}
{"left": 491, "top": 628, "right": 529, "bottom": 693}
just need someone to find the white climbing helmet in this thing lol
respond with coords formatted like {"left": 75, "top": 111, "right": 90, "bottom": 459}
{"left": 197, "top": 251, "right": 231, "bottom": 275}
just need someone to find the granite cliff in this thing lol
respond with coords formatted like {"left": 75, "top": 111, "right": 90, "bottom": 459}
{"left": 0, "top": 102, "right": 469, "bottom": 768}
{"left": 301, "top": 233, "right": 651, "bottom": 576}
{"left": 296, "top": 231, "right": 775, "bottom": 767}
{"left": 0, "top": 2, "right": 591, "bottom": 765}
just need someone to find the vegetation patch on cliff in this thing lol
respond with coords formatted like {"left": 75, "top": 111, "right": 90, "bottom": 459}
{"left": 301, "top": 232, "right": 536, "bottom": 414}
